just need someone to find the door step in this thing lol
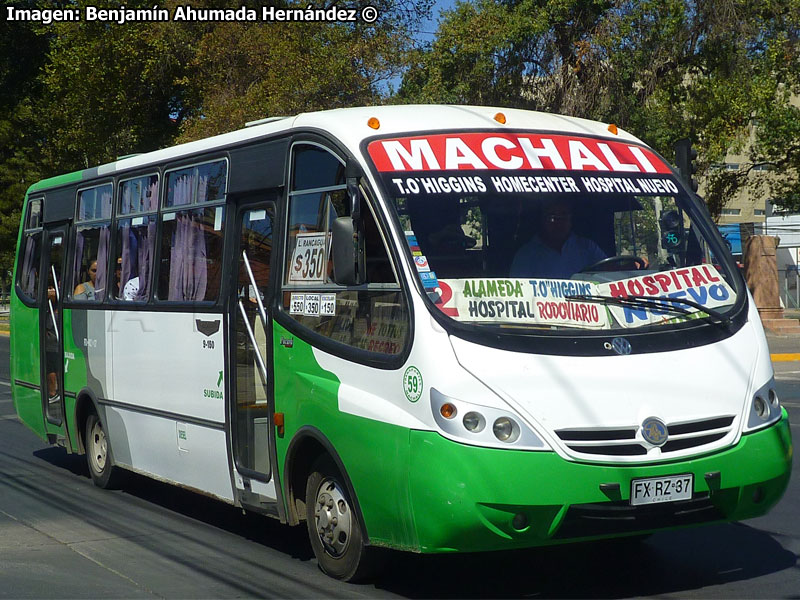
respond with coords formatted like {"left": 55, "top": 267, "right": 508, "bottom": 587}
{"left": 46, "top": 434, "right": 67, "bottom": 447}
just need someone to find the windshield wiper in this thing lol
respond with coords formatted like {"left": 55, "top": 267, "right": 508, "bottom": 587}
{"left": 565, "top": 294, "right": 731, "bottom": 326}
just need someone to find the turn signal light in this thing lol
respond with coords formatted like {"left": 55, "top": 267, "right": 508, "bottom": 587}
{"left": 367, "top": 117, "right": 380, "bottom": 129}
{"left": 494, "top": 112, "right": 507, "bottom": 124}
{"left": 607, "top": 123, "right": 618, "bottom": 135}
{"left": 440, "top": 403, "right": 457, "bottom": 419}
{"left": 274, "top": 412, "right": 285, "bottom": 437}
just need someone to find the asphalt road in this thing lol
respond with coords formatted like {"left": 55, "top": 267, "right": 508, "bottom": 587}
{"left": 0, "top": 334, "right": 798, "bottom": 598}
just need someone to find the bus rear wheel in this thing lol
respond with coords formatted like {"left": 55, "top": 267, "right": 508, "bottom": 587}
{"left": 85, "top": 412, "right": 121, "bottom": 489}
{"left": 305, "top": 456, "right": 380, "bottom": 582}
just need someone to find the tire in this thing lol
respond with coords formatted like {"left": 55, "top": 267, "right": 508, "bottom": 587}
{"left": 305, "top": 456, "right": 382, "bottom": 582}
{"left": 85, "top": 412, "right": 122, "bottom": 489}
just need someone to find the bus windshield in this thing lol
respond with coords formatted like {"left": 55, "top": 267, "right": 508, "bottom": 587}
{"left": 367, "top": 131, "right": 740, "bottom": 332}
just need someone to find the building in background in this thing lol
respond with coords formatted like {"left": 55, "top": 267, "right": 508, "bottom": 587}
{"left": 697, "top": 95, "right": 800, "bottom": 309}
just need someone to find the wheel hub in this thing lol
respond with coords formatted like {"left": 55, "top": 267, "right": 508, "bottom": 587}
{"left": 90, "top": 421, "right": 107, "bottom": 472}
{"left": 313, "top": 478, "right": 352, "bottom": 557}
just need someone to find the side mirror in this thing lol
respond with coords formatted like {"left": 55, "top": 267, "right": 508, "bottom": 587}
{"left": 346, "top": 160, "right": 362, "bottom": 222}
{"left": 331, "top": 160, "right": 366, "bottom": 286}
{"left": 331, "top": 217, "right": 359, "bottom": 285}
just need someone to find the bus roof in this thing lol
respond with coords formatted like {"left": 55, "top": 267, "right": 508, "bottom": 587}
{"left": 26, "top": 105, "right": 642, "bottom": 195}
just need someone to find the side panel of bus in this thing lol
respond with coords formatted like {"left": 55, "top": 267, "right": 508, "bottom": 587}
{"left": 268, "top": 138, "right": 431, "bottom": 548}
{"left": 271, "top": 320, "right": 420, "bottom": 549}
{"left": 65, "top": 307, "right": 233, "bottom": 500}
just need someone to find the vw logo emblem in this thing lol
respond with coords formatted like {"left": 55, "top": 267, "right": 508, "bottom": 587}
{"left": 641, "top": 417, "right": 669, "bottom": 446}
{"left": 604, "top": 337, "right": 632, "bottom": 355}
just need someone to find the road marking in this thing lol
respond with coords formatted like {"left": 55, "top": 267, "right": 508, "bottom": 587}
{"left": 771, "top": 353, "right": 800, "bottom": 362}
{"left": 0, "top": 381, "right": 10, "bottom": 387}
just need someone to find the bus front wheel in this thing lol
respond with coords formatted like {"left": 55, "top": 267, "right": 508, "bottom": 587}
{"left": 85, "top": 412, "right": 121, "bottom": 489}
{"left": 305, "top": 456, "right": 380, "bottom": 582}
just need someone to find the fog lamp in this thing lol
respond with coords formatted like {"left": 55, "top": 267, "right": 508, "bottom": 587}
{"left": 512, "top": 513, "right": 529, "bottom": 531}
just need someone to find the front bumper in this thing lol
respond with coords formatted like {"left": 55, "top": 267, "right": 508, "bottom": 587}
{"left": 408, "top": 409, "right": 792, "bottom": 553}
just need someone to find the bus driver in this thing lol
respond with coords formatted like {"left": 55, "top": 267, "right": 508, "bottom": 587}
{"left": 509, "top": 199, "right": 605, "bottom": 279}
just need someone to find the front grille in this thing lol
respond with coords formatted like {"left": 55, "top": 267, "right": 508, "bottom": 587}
{"left": 554, "top": 494, "right": 722, "bottom": 539}
{"left": 555, "top": 416, "right": 735, "bottom": 458}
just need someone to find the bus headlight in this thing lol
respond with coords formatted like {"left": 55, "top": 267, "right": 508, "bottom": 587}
{"left": 753, "top": 396, "right": 769, "bottom": 420}
{"left": 430, "top": 388, "right": 549, "bottom": 451}
{"left": 493, "top": 417, "right": 520, "bottom": 443}
{"left": 463, "top": 411, "right": 485, "bottom": 433}
{"left": 744, "top": 378, "right": 782, "bottom": 432}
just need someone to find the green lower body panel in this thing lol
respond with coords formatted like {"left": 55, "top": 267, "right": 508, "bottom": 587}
{"left": 12, "top": 385, "right": 45, "bottom": 439}
{"left": 407, "top": 411, "right": 792, "bottom": 553}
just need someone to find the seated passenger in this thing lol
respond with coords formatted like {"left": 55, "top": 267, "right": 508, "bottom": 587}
{"left": 73, "top": 260, "right": 98, "bottom": 300}
{"left": 509, "top": 200, "right": 605, "bottom": 279}
{"left": 122, "top": 276, "right": 140, "bottom": 300}
{"left": 115, "top": 256, "right": 141, "bottom": 301}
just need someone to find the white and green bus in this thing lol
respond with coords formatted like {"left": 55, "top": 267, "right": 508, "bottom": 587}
{"left": 11, "top": 105, "right": 792, "bottom": 581}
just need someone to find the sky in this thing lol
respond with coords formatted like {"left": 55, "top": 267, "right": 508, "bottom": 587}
{"left": 381, "top": 0, "right": 458, "bottom": 93}
{"left": 419, "top": 0, "right": 458, "bottom": 41}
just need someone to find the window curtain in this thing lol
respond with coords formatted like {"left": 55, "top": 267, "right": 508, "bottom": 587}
{"left": 168, "top": 211, "right": 207, "bottom": 301}
{"left": 121, "top": 182, "right": 132, "bottom": 214}
{"left": 72, "top": 230, "right": 85, "bottom": 295}
{"left": 99, "top": 189, "right": 112, "bottom": 219}
{"left": 120, "top": 223, "right": 137, "bottom": 298}
{"left": 197, "top": 174, "right": 208, "bottom": 203}
{"left": 137, "top": 220, "right": 156, "bottom": 300}
{"left": 173, "top": 173, "right": 194, "bottom": 207}
{"left": 120, "top": 220, "right": 155, "bottom": 301}
{"left": 94, "top": 226, "right": 110, "bottom": 301}
{"left": 146, "top": 180, "right": 159, "bottom": 211}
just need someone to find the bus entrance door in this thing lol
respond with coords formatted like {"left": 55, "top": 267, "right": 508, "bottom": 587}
{"left": 231, "top": 202, "right": 278, "bottom": 505}
{"left": 40, "top": 225, "right": 69, "bottom": 444}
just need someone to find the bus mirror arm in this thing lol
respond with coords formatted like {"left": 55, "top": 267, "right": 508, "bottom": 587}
{"left": 331, "top": 216, "right": 360, "bottom": 286}
{"left": 347, "top": 175, "right": 361, "bottom": 222}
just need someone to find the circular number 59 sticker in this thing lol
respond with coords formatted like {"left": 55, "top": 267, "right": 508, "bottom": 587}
{"left": 403, "top": 366, "right": 423, "bottom": 403}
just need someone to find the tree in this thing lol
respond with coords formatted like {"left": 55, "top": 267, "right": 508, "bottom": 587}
{"left": 0, "top": 0, "right": 433, "bottom": 284}
{"left": 0, "top": 0, "right": 49, "bottom": 287}
{"left": 399, "top": 0, "right": 800, "bottom": 218}
{"left": 38, "top": 0, "right": 196, "bottom": 172}
{"left": 177, "top": 0, "right": 433, "bottom": 141}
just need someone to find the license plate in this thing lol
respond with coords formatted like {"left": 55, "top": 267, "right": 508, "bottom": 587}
{"left": 630, "top": 474, "right": 693, "bottom": 506}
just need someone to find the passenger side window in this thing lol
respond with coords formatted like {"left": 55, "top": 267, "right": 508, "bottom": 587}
{"left": 114, "top": 175, "right": 158, "bottom": 302}
{"left": 17, "top": 198, "right": 43, "bottom": 302}
{"left": 158, "top": 160, "right": 227, "bottom": 302}
{"left": 282, "top": 144, "right": 408, "bottom": 356}
{"left": 72, "top": 184, "right": 112, "bottom": 302}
